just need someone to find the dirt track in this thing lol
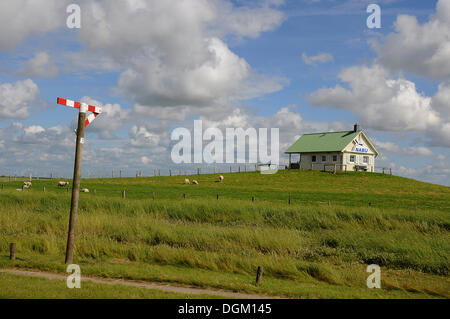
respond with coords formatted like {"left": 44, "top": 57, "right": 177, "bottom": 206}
{"left": 0, "top": 268, "right": 278, "bottom": 299}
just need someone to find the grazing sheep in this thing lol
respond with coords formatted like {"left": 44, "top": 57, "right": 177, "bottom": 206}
{"left": 218, "top": 175, "right": 224, "bottom": 182}
{"left": 22, "top": 181, "right": 32, "bottom": 188}
{"left": 16, "top": 188, "right": 23, "bottom": 192}
{"left": 184, "top": 178, "right": 190, "bottom": 184}
{"left": 58, "top": 181, "right": 69, "bottom": 187}
{"left": 81, "top": 188, "right": 89, "bottom": 193}
{"left": 192, "top": 180, "right": 198, "bottom": 185}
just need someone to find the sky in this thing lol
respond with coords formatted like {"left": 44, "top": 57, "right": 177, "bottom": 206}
{"left": 0, "top": 0, "right": 449, "bottom": 186}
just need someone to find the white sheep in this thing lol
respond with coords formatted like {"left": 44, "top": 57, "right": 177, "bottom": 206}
{"left": 23, "top": 181, "right": 32, "bottom": 188}
{"left": 192, "top": 180, "right": 198, "bottom": 185}
{"left": 58, "top": 181, "right": 69, "bottom": 187}
{"left": 184, "top": 178, "right": 190, "bottom": 184}
{"left": 81, "top": 188, "right": 89, "bottom": 193}
{"left": 218, "top": 175, "right": 224, "bottom": 182}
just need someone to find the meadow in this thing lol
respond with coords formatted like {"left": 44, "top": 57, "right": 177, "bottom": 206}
{"left": 0, "top": 170, "right": 449, "bottom": 298}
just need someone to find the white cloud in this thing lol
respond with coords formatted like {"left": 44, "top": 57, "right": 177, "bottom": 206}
{"left": 373, "top": 0, "right": 450, "bottom": 79}
{"left": 308, "top": 64, "right": 450, "bottom": 147}
{"left": 18, "top": 52, "right": 59, "bottom": 78}
{"left": 374, "top": 139, "right": 434, "bottom": 157}
{"left": 0, "top": 79, "right": 39, "bottom": 120}
{"left": 80, "top": 97, "right": 132, "bottom": 138}
{"left": 302, "top": 52, "right": 334, "bottom": 65}
{"left": 0, "top": 0, "right": 68, "bottom": 50}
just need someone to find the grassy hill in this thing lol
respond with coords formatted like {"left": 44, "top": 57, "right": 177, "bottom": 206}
{"left": 0, "top": 170, "right": 449, "bottom": 298}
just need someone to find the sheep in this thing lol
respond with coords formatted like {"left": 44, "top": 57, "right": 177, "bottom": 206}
{"left": 184, "top": 178, "right": 190, "bottom": 184}
{"left": 22, "top": 181, "right": 32, "bottom": 188}
{"left": 58, "top": 181, "right": 69, "bottom": 187}
{"left": 81, "top": 188, "right": 89, "bottom": 193}
{"left": 218, "top": 175, "right": 224, "bottom": 182}
{"left": 192, "top": 180, "right": 198, "bottom": 185}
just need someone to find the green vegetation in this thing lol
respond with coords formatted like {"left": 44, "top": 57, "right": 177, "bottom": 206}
{"left": 0, "top": 272, "right": 219, "bottom": 299}
{"left": 0, "top": 170, "right": 449, "bottom": 298}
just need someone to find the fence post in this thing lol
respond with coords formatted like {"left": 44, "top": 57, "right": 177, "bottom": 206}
{"left": 390, "top": 168, "right": 392, "bottom": 175}
{"left": 169, "top": 169, "right": 172, "bottom": 176}
{"left": 252, "top": 196, "right": 255, "bottom": 202}
{"left": 256, "top": 266, "right": 263, "bottom": 285}
{"left": 217, "top": 194, "right": 219, "bottom": 200}
{"left": 288, "top": 193, "right": 291, "bottom": 205}
{"left": 10, "top": 243, "right": 16, "bottom": 260}
{"left": 43, "top": 186, "right": 46, "bottom": 192}
{"left": 158, "top": 169, "right": 160, "bottom": 176}
{"left": 122, "top": 190, "right": 126, "bottom": 199}
{"left": 197, "top": 168, "right": 200, "bottom": 175}
{"left": 152, "top": 192, "right": 155, "bottom": 200}
{"left": 120, "top": 170, "right": 122, "bottom": 178}
{"left": 183, "top": 193, "right": 186, "bottom": 199}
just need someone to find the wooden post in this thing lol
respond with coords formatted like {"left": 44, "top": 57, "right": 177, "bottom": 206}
{"left": 65, "top": 106, "right": 86, "bottom": 265}
{"left": 197, "top": 168, "right": 200, "bottom": 175}
{"left": 122, "top": 190, "right": 126, "bottom": 199}
{"left": 10, "top": 243, "right": 16, "bottom": 260}
{"left": 328, "top": 200, "right": 331, "bottom": 206}
{"left": 390, "top": 168, "right": 392, "bottom": 175}
{"left": 152, "top": 192, "right": 155, "bottom": 200}
{"left": 29, "top": 173, "right": 32, "bottom": 182}
{"left": 256, "top": 266, "right": 263, "bottom": 285}
{"left": 252, "top": 196, "right": 255, "bottom": 202}
{"left": 169, "top": 169, "right": 172, "bottom": 176}
{"left": 43, "top": 186, "right": 46, "bottom": 192}
{"left": 183, "top": 193, "right": 186, "bottom": 199}
{"left": 217, "top": 194, "right": 219, "bottom": 200}
{"left": 120, "top": 170, "right": 122, "bottom": 178}
{"left": 288, "top": 193, "right": 291, "bottom": 205}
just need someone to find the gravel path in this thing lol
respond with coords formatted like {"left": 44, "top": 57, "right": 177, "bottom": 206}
{"left": 0, "top": 268, "right": 278, "bottom": 299}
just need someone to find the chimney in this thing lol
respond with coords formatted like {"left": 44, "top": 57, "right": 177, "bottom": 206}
{"left": 354, "top": 123, "right": 360, "bottom": 132}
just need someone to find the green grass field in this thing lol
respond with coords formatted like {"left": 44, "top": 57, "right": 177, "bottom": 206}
{"left": 0, "top": 170, "right": 449, "bottom": 298}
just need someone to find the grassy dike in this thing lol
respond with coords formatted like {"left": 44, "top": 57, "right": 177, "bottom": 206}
{"left": 0, "top": 170, "right": 449, "bottom": 298}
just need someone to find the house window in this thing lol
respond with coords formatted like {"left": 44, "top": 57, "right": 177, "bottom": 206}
{"left": 363, "top": 156, "right": 369, "bottom": 164}
{"left": 322, "top": 155, "right": 326, "bottom": 162}
{"left": 312, "top": 155, "right": 316, "bottom": 162}
{"left": 333, "top": 155, "right": 337, "bottom": 162}
{"left": 349, "top": 155, "right": 355, "bottom": 163}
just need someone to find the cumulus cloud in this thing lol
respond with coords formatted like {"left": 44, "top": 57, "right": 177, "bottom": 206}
{"left": 74, "top": 0, "right": 285, "bottom": 108}
{"left": 0, "top": 79, "right": 39, "bottom": 120}
{"left": 308, "top": 64, "right": 450, "bottom": 146}
{"left": 0, "top": 0, "right": 68, "bottom": 50}
{"left": 302, "top": 52, "right": 334, "bottom": 65}
{"left": 17, "top": 52, "right": 59, "bottom": 78}
{"left": 373, "top": 0, "right": 450, "bottom": 79}
{"left": 80, "top": 97, "right": 132, "bottom": 138}
{"left": 373, "top": 139, "right": 434, "bottom": 157}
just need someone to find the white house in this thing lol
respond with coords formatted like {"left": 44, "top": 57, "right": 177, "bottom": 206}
{"left": 285, "top": 124, "right": 379, "bottom": 172}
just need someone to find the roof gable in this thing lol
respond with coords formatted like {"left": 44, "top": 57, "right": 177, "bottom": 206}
{"left": 285, "top": 130, "right": 360, "bottom": 153}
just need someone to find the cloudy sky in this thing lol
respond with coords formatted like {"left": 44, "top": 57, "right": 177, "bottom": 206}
{"left": 0, "top": 0, "right": 449, "bottom": 186}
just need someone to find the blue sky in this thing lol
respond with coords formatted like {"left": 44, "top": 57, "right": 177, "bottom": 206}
{"left": 0, "top": 0, "right": 449, "bottom": 185}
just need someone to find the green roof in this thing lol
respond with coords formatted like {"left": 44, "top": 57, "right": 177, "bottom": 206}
{"left": 285, "top": 130, "right": 360, "bottom": 153}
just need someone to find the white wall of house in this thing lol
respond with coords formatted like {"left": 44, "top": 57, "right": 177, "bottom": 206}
{"left": 296, "top": 132, "right": 377, "bottom": 171}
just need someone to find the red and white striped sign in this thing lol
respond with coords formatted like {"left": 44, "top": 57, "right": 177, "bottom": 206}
{"left": 57, "top": 97, "right": 102, "bottom": 128}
